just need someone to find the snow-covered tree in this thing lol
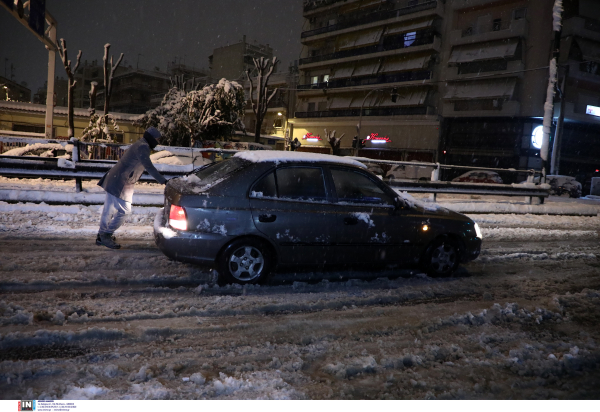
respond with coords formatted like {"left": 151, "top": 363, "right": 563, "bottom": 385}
{"left": 57, "top": 39, "right": 82, "bottom": 139}
{"left": 80, "top": 44, "right": 124, "bottom": 142}
{"left": 325, "top": 129, "right": 344, "bottom": 156}
{"left": 246, "top": 57, "right": 278, "bottom": 143}
{"left": 136, "top": 78, "right": 245, "bottom": 147}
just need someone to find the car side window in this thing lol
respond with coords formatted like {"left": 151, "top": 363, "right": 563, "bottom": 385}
{"left": 251, "top": 172, "right": 277, "bottom": 198}
{"left": 276, "top": 167, "right": 327, "bottom": 201}
{"left": 331, "top": 168, "right": 393, "bottom": 205}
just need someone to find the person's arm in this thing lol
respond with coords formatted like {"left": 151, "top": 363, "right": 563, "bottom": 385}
{"left": 139, "top": 145, "right": 168, "bottom": 184}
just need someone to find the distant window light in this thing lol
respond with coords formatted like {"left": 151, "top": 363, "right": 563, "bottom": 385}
{"left": 323, "top": 74, "right": 330, "bottom": 83}
{"left": 514, "top": 8, "right": 527, "bottom": 20}
{"left": 403, "top": 31, "right": 416, "bottom": 47}
{"left": 311, "top": 76, "right": 319, "bottom": 84}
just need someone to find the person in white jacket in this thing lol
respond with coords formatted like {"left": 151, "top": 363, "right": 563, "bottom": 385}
{"left": 96, "top": 127, "right": 167, "bottom": 249}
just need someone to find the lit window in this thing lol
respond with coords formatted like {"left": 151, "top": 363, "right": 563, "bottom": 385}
{"left": 531, "top": 125, "right": 543, "bottom": 149}
{"left": 403, "top": 32, "right": 416, "bottom": 47}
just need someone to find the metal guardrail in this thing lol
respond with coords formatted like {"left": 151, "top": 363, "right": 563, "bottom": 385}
{"left": 347, "top": 157, "right": 548, "bottom": 203}
{"left": 0, "top": 135, "right": 549, "bottom": 204}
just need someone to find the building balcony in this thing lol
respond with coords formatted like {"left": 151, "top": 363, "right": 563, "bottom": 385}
{"left": 295, "top": 106, "right": 430, "bottom": 118}
{"left": 298, "top": 70, "right": 432, "bottom": 91}
{"left": 442, "top": 100, "right": 520, "bottom": 117}
{"left": 303, "top": 0, "right": 362, "bottom": 15}
{"left": 448, "top": 18, "right": 527, "bottom": 46}
{"left": 562, "top": 16, "right": 600, "bottom": 43}
{"left": 300, "top": 31, "right": 438, "bottom": 68}
{"left": 445, "top": 61, "right": 524, "bottom": 81}
{"left": 302, "top": 0, "right": 438, "bottom": 39}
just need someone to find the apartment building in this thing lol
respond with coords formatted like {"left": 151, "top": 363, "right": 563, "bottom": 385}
{"left": 0, "top": 75, "right": 31, "bottom": 103}
{"left": 294, "top": 0, "right": 600, "bottom": 184}
{"left": 209, "top": 36, "right": 274, "bottom": 81}
{"left": 554, "top": 0, "right": 600, "bottom": 180}
{"left": 292, "top": 0, "right": 444, "bottom": 160}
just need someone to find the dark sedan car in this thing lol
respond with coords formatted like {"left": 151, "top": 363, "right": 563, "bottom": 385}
{"left": 154, "top": 151, "right": 482, "bottom": 284}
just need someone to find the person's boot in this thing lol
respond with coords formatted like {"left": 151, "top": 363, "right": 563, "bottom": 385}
{"left": 96, "top": 233, "right": 120, "bottom": 249}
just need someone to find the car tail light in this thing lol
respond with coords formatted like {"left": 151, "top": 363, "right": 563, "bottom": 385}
{"left": 169, "top": 205, "right": 187, "bottom": 231}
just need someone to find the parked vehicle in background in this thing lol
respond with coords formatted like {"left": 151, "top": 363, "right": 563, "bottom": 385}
{"left": 0, "top": 143, "right": 75, "bottom": 159}
{"left": 368, "top": 161, "right": 434, "bottom": 181}
{"left": 452, "top": 170, "right": 503, "bottom": 184}
{"left": 150, "top": 149, "right": 212, "bottom": 169}
{"left": 546, "top": 175, "right": 582, "bottom": 198}
{"left": 154, "top": 151, "right": 482, "bottom": 285}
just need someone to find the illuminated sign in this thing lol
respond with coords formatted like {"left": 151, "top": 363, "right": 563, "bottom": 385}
{"left": 531, "top": 125, "right": 543, "bottom": 149}
{"left": 302, "top": 132, "right": 322, "bottom": 141}
{"left": 364, "top": 133, "right": 391, "bottom": 144}
{"left": 586, "top": 105, "right": 600, "bottom": 117}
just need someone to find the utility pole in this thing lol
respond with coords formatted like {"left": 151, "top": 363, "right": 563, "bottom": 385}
{"left": 540, "top": 0, "right": 563, "bottom": 182}
{"left": 550, "top": 64, "right": 569, "bottom": 175}
{"left": 1, "top": 2, "right": 58, "bottom": 139}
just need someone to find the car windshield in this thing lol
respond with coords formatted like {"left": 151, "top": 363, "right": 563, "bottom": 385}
{"left": 192, "top": 157, "right": 249, "bottom": 186}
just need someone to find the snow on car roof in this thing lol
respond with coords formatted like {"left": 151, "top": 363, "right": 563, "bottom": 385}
{"left": 234, "top": 150, "right": 367, "bottom": 169}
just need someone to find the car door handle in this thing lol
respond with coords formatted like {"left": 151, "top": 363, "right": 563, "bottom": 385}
{"left": 258, "top": 214, "right": 276, "bottom": 223}
{"left": 344, "top": 216, "right": 358, "bottom": 225}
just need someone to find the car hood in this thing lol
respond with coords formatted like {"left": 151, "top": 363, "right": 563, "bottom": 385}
{"left": 410, "top": 202, "right": 471, "bottom": 222}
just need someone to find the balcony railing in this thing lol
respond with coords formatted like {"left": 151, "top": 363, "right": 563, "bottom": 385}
{"left": 295, "top": 106, "right": 428, "bottom": 118}
{"left": 303, "top": 0, "right": 347, "bottom": 13}
{"left": 301, "top": 0, "right": 437, "bottom": 38}
{"left": 298, "top": 70, "right": 431, "bottom": 90}
{"left": 461, "top": 20, "right": 511, "bottom": 37}
{"left": 300, "top": 30, "right": 435, "bottom": 65}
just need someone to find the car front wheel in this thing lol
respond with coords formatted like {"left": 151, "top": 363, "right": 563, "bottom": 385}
{"left": 420, "top": 237, "right": 460, "bottom": 277}
{"left": 218, "top": 238, "right": 273, "bottom": 285}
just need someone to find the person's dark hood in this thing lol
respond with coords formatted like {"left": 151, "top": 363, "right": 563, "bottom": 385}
{"left": 143, "top": 131, "right": 159, "bottom": 149}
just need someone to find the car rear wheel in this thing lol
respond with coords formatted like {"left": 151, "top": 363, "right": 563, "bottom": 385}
{"left": 218, "top": 238, "right": 273, "bottom": 285}
{"left": 420, "top": 237, "right": 460, "bottom": 277}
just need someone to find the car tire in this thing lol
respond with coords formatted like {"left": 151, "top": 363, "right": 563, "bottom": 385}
{"left": 217, "top": 238, "right": 273, "bottom": 285}
{"left": 420, "top": 237, "right": 460, "bottom": 277}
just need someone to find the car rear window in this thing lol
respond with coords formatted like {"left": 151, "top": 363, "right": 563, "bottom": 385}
{"left": 192, "top": 158, "right": 249, "bottom": 186}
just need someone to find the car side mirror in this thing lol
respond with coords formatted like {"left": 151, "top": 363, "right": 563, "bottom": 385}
{"left": 394, "top": 197, "right": 408, "bottom": 210}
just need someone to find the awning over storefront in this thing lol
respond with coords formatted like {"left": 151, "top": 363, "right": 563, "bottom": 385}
{"left": 448, "top": 39, "right": 519, "bottom": 63}
{"left": 331, "top": 65, "right": 355, "bottom": 79}
{"left": 385, "top": 19, "right": 434, "bottom": 36}
{"left": 443, "top": 77, "right": 517, "bottom": 100}
{"left": 378, "top": 89, "right": 428, "bottom": 106}
{"left": 352, "top": 60, "right": 381, "bottom": 77}
{"left": 576, "top": 38, "right": 600, "bottom": 63}
{"left": 379, "top": 54, "right": 431, "bottom": 73}
{"left": 329, "top": 95, "right": 354, "bottom": 109}
{"left": 338, "top": 27, "right": 384, "bottom": 50}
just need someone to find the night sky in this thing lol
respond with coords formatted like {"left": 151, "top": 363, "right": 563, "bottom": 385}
{"left": 1, "top": 0, "right": 303, "bottom": 94}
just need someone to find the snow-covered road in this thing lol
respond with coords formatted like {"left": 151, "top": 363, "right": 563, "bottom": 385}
{"left": 0, "top": 205, "right": 599, "bottom": 400}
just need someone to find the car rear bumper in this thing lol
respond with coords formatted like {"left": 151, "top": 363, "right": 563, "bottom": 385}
{"left": 462, "top": 236, "right": 482, "bottom": 262}
{"left": 153, "top": 210, "right": 230, "bottom": 265}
